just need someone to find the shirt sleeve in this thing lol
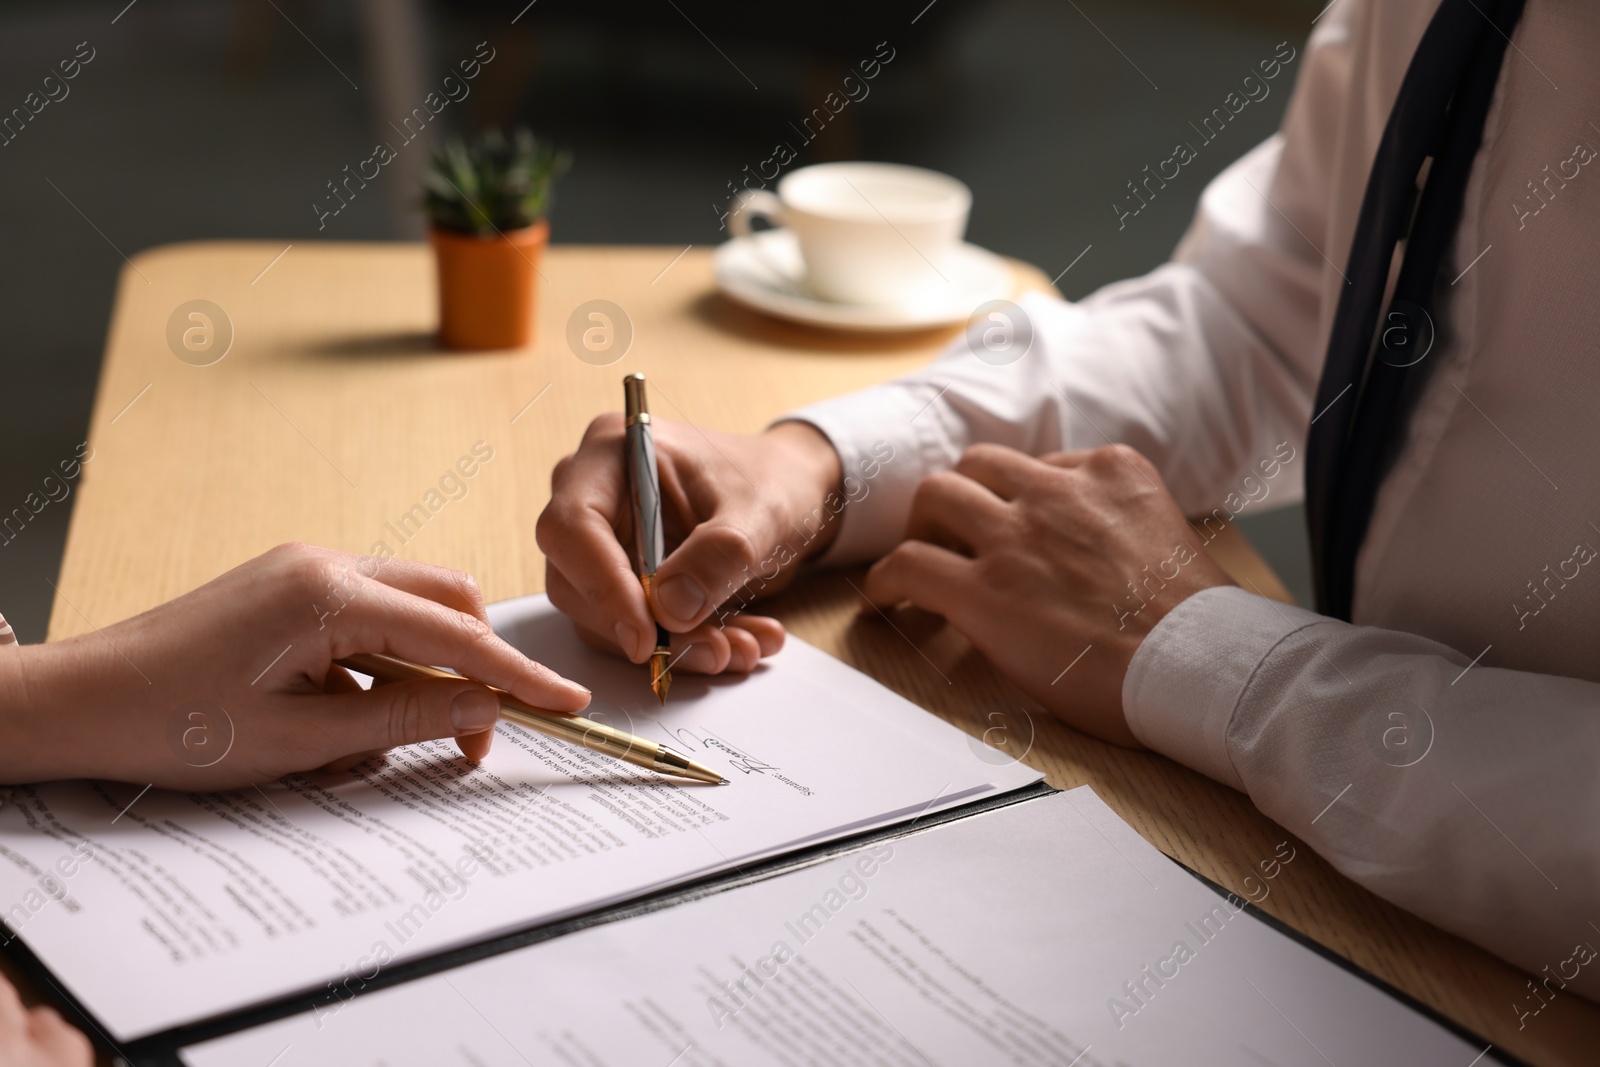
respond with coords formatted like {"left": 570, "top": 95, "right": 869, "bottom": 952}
{"left": 1125, "top": 586, "right": 1600, "bottom": 1005}
{"left": 783, "top": 12, "right": 1355, "bottom": 564}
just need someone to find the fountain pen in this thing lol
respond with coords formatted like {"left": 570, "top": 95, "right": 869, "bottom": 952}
{"left": 624, "top": 373, "right": 673, "bottom": 703}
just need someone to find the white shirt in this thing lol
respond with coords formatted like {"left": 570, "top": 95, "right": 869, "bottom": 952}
{"left": 790, "top": 0, "right": 1600, "bottom": 1006}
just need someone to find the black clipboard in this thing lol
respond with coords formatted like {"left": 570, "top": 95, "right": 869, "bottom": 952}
{"left": 3, "top": 780, "right": 1519, "bottom": 1066}
{"left": 7, "top": 783, "right": 1053, "bottom": 1064}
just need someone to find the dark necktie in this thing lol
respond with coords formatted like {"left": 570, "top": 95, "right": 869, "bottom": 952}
{"left": 1305, "top": 0, "right": 1525, "bottom": 621}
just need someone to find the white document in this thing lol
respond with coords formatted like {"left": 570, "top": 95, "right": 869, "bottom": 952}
{"left": 0, "top": 595, "right": 1040, "bottom": 1040}
{"left": 183, "top": 787, "right": 1484, "bottom": 1067}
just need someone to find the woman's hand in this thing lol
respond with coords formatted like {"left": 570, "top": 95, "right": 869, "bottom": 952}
{"left": 862, "top": 444, "right": 1234, "bottom": 747}
{"left": 537, "top": 417, "right": 845, "bottom": 675}
{"left": 0, "top": 544, "right": 591, "bottom": 790}
{"left": 0, "top": 972, "right": 91, "bottom": 1067}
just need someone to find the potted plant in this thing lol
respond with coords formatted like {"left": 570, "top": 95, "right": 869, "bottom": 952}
{"left": 423, "top": 128, "right": 567, "bottom": 351}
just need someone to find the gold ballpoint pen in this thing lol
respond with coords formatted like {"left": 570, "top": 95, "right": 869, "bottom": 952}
{"left": 336, "top": 653, "right": 726, "bottom": 785}
{"left": 624, "top": 373, "right": 674, "bottom": 704}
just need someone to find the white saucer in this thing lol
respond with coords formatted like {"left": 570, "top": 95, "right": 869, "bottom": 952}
{"left": 713, "top": 229, "right": 1015, "bottom": 332}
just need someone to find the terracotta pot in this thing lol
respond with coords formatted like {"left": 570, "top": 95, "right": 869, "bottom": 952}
{"left": 429, "top": 219, "right": 549, "bottom": 351}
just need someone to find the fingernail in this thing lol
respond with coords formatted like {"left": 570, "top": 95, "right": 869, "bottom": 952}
{"left": 657, "top": 574, "right": 706, "bottom": 623}
{"left": 451, "top": 689, "right": 499, "bottom": 733}
{"left": 681, "top": 644, "right": 718, "bottom": 673}
{"left": 615, "top": 620, "right": 644, "bottom": 662}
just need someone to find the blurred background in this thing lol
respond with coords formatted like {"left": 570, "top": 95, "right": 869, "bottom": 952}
{"left": 0, "top": 0, "right": 1318, "bottom": 643}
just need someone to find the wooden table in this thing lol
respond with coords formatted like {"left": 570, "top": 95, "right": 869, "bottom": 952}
{"left": 33, "top": 242, "right": 1600, "bottom": 1064}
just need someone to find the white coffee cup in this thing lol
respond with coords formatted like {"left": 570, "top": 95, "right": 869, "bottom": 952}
{"left": 728, "top": 162, "right": 972, "bottom": 306}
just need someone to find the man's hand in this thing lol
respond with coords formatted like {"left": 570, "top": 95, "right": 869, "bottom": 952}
{"left": 0, "top": 544, "right": 593, "bottom": 789}
{"left": 862, "top": 443, "right": 1233, "bottom": 747}
{"left": 538, "top": 417, "right": 846, "bottom": 674}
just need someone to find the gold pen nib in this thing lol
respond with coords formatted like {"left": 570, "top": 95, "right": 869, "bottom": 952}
{"left": 650, "top": 623, "right": 672, "bottom": 704}
{"left": 650, "top": 648, "right": 671, "bottom": 704}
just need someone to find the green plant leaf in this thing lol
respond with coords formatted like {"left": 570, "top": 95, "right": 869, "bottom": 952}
{"left": 421, "top": 127, "right": 567, "bottom": 235}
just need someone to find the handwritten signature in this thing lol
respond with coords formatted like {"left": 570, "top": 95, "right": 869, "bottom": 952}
{"left": 670, "top": 728, "right": 778, "bottom": 778}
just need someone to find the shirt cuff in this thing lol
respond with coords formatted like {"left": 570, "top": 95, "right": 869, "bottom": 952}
{"left": 1122, "top": 585, "right": 1324, "bottom": 792}
{"left": 775, "top": 381, "right": 961, "bottom": 566}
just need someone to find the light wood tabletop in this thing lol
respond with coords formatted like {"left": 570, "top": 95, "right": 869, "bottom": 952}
{"left": 32, "top": 241, "right": 1600, "bottom": 1064}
